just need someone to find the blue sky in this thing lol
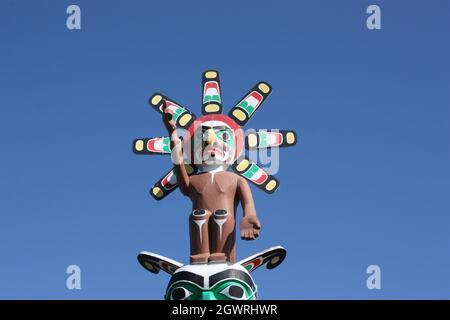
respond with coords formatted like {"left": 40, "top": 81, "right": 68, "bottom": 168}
{"left": 0, "top": 0, "right": 449, "bottom": 299}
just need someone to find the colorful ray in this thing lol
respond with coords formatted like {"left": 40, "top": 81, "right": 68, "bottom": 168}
{"left": 150, "top": 164, "right": 198, "bottom": 200}
{"left": 133, "top": 137, "right": 171, "bottom": 155}
{"left": 148, "top": 93, "right": 196, "bottom": 129}
{"left": 245, "top": 130, "right": 297, "bottom": 150}
{"left": 202, "top": 70, "right": 223, "bottom": 115}
{"left": 228, "top": 82, "right": 272, "bottom": 126}
{"left": 231, "top": 157, "right": 280, "bottom": 194}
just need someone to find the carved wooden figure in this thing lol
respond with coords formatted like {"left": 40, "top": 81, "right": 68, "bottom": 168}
{"left": 133, "top": 71, "right": 297, "bottom": 299}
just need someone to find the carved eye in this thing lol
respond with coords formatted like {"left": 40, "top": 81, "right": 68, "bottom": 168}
{"left": 171, "top": 287, "right": 193, "bottom": 300}
{"left": 220, "top": 284, "right": 245, "bottom": 300}
{"left": 220, "top": 131, "right": 231, "bottom": 141}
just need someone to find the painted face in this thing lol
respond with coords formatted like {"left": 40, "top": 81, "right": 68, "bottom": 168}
{"left": 165, "top": 263, "right": 257, "bottom": 300}
{"left": 195, "top": 121, "right": 235, "bottom": 165}
{"left": 187, "top": 115, "right": 244, "bottom": 166}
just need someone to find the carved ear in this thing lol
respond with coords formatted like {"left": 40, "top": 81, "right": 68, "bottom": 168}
{"left": 237, "top": 246, "right": 287, "bottom": 273}
{"left": 137, "top": 251, "right": 183, "bottom": 276}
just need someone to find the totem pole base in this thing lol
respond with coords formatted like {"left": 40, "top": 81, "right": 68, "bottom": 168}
{"left": 138, "top": 246, "right": 287, "bottom": 300}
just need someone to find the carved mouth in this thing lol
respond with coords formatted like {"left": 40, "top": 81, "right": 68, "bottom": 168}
{"left": 204, "top": 147, "right": 224, "bottom": 159}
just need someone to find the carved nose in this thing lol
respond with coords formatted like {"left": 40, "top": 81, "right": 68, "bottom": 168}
{"left": 206, "top": 129, "right": 216, "bottom": 145}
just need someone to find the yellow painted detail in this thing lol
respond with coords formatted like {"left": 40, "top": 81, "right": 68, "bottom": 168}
{"left": 205, "top": 71, "right": 217, "bottom": 78}
{"left": 144, "top": 262, "right": 154, "bottom": 270}
{"left": 258, "top": 82, "right": 271, "bottom": 94}
{"left": 286, "top": 132, "right": 296, "bottom": 144}
{"left": 232, "top": 109, "right": 247, "bottom": 122}
{"left": 152, "top": 187, "right": 164, "bottom": 198}
{"left": 204, "top": 104, "right": 220, "bottom": 113}
{"left": 236, "top": 159, "right": 250, "bottom": 172}
{"left": 135, "top": 140, "right": 144, "bottom": 151}
{"left": 151, "top": 94, "right": 162, "bottom": 106}
{"left": 247, "top": 134, "right": 258, "bottom": 148}
{"left": 265, "top": 179, "right": 277, "bottom": 191}
{"left": 179, "top": 114, "right": 192, "bottom": 127}
{"left": 270, "top": 256, "right": 280, "bottom": 265}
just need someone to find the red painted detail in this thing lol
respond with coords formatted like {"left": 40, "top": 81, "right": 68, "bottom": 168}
{"left": 161, "top": 262, "right": 170, "bottom": 273}
{"left": 204, "top": 81, "right": 219, "bottom": 93}
{"left": 247, "top": 91, "right": 263, "bottom": 106}
{"left": 273, "top": 132, "right": 283, "bottom": 146}
{"left": 161, "top": 171, "right": 177, "bottom": 190}
{"left": 147, "top": 138, "right": 158, "bottom": 152}
{"left": 159, "top": 99, "right": 179, "bottom": 112}
{"left": 243, "top": 257, "right": 262, "bottom": 270}
{"left": 252, "top": 170, "right": 268, "bottom": 185}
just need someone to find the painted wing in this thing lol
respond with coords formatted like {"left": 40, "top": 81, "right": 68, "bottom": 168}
{"left": 137, "top": 251, "right": 184, "bottom": 276}
{"left": 237, "top": 246, "right": 287, "bottom": 273}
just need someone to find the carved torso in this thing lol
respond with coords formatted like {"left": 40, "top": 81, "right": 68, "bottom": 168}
{"left": 188, "top": 171, "right": 239, "bottom": 216}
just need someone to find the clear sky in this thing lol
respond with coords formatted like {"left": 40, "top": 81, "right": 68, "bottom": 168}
{"left": 0, "top": 0, "right": 449, "bottom": 299}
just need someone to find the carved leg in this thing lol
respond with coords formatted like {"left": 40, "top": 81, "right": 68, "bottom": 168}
{"left": 209, "top": 209, "right": 236, "bottom": 262}
{"left": 228, "top": 239, "right": 236, "bottom": 263}
{"left": 189, "top": 209, "right": 211, "bottom": 264}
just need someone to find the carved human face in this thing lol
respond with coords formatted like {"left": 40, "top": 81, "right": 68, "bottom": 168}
{"left": 188, "top": 115, "right": 243, "bottom": 167}
{"left": 199, "top": 121, "right": 235, "bottom": 164}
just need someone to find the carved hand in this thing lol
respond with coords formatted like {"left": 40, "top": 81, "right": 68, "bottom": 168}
{"left": 161, "top": 99, "right": 177, "bottom": 134}
{"left": 240, "top": 215, "right": 261, "bottom": 240}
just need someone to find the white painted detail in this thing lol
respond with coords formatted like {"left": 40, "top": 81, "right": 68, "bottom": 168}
{"left": 174, "top": 263, "right": 251, "bottom": 289}
{"left": 214, "top": 216, "right": 228, "bottom": 240}
{"left": 194, "top": 219, "right": 206, "bottom": 244}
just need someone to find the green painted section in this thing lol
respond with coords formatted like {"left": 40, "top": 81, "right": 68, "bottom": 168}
{"left": 238, "top": 100, "right": 255, "bottom": 115}
{"left": 166, "top": 279, "right": 255, "bottom": 300}
{"left": 243, "top": 163, "right": 259, "bottom": 179}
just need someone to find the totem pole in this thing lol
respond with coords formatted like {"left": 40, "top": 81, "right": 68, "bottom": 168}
{"left": 133, "top": 71, "right": 297, "bottom": 300}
